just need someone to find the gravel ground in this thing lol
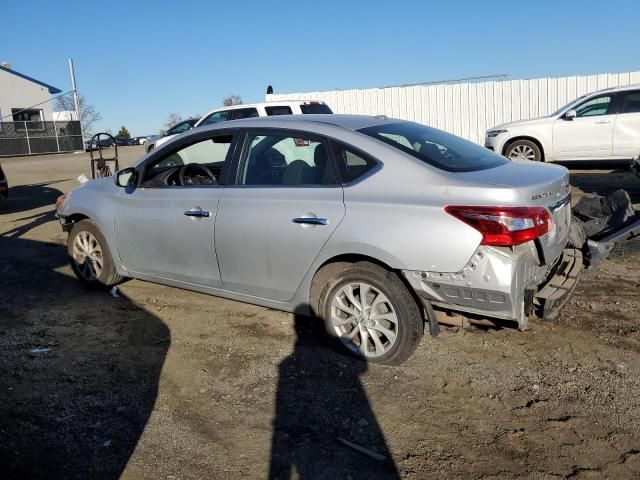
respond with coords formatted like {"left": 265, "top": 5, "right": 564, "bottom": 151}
{"left": 0, "top": 147, "right": 639, "bottom": 479}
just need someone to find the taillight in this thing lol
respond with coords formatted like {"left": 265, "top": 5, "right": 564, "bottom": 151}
{"left": 444, "top": 205, "right": 552, "bottom": 246}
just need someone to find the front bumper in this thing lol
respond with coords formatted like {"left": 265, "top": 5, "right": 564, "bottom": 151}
{"left": 402, "top": 245, "right": 582, "bottom": 330}
{"left": 484, "top": 134, "right": 508, "bottom": 155}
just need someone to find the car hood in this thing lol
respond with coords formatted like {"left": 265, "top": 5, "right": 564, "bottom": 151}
{"left": 489, "top": 116, "right": 550, "bottom": 131}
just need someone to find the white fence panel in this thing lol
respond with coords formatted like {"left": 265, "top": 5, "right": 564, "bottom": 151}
{"left": 267, "top": 70, "right": 640, "bottom": 145}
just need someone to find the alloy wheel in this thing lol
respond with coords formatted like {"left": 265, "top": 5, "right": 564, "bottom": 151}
{"left": 330, "top": 282, "right": 399, "bottom": 358}
{"left": 508, "top": 144, "right": 536, "bottom": 161}
{"left": 72, "top": 231, "right": 104, "bottom": 281}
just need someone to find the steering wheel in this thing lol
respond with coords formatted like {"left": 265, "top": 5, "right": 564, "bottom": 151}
{"left": 178, "top": 163, "right": 217, "bottom": 186}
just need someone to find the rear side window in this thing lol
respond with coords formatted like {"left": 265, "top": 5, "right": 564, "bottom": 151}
{"left": 238, "top": 132, "right": 336, "bottom": 186}
{"left": 622, "top": 91, "right": 640, "bottom": 114}
{"left": 300, "top": 103, "right": 333, "bottom": 114}
{"left": 359, "top": 122, "right": 508, "bottom": 172}
{"left": 333, "top": 144, "right": 377, "bottom": 183}
{"left": 231, "top": 108, "right": 259, "bottom": 120}
{"left": 265, "top": 106, "right": 293, "bottom": 116}
{"left": 199, "top": 111, "right": 230, "bottom": 126}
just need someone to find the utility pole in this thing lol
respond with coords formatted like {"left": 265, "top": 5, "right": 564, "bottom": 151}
{"left": 68, "top": 58, "right": 84, "bottom": 145}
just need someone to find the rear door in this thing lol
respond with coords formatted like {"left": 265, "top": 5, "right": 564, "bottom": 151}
{"left": 613, "top": 89, "right": 640, "bottom": 159}
{"left": 552, "top": 93, "right": 618, "bottom": 159}
{"left": 214, "top": 129, "right": 345, "bottom": 301}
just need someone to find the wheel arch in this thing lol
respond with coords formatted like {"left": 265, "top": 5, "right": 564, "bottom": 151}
{"left": 502, "top": 135, "right": 546, "bottom": 161}
{"left": 67, "top": 213, "right": 90, "bottom": 223}
{"left": 308, "top": 253, "right": 424, "bottom": 321}
{"left": 309, "top": 254, "right": 394, "bottom": 316}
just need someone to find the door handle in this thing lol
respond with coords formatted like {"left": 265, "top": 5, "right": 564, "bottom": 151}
{"left": 184, "top": 209, "right": 210, "bottom": 218}
{"left": 292, "top": 217, "right": 328, "bottom": 225}
{"left": 595, "top": 120, "right": 610, "bottom": 124}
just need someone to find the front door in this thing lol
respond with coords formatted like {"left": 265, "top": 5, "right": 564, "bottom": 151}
{"left": 114, "top": 132, "right": 235, "bottom": 287}
{"left": 215, "top": 130, "right": 345, "bottom": 301}
{"left": 552, "top": 93, "right": 617, "bottom": 160}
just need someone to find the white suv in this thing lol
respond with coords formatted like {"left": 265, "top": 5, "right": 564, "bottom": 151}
{"left": 147, "top": 100, "right": 332, "bottom": 152}
{"left": 485, "top": 85, "right": 640, "bottom": 163}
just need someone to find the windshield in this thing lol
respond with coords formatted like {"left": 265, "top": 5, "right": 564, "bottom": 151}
{"left": 359, "top": 122, "right": 509, "bottom": 172}
{"left": 549, "top": 95, "right": 587, "bottom": 117}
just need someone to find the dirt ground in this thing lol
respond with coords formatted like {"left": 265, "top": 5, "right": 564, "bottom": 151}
{"left": 1, "top": 147, "right": 639, "bottom": 480}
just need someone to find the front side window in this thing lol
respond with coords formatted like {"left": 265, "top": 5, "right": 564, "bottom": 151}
{"left": 238, "top": 132, "right": 336, "bottom": 186}
{"left": 574, "top": 95, "right": 615, "bottom": 117}
{"left": 622, "top": 91, "right": 640, "bottom": 114}
{"left": 199, "top": 111, "right": 230, "bottom": 126}
{"left": 265, "top": 106, "right": 293, "bottom": 116}
{"left": 143, "top": 134, "right": 233, "bottom": 187}
{"left": 230, "top": 108, "right": 259, "bottom": 120}
{"left": 359, "top": 122, "right": 508, "bottom": 172}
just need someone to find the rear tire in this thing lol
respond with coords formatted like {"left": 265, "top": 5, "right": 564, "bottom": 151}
{"left": 505, "top": 139, "right": 542, "bottom": 162}
{"left": 68, "top": 219, "right": 123, "bottom": 287}
{"left": 318, "top": 261, "right": 424, "bottom": 365}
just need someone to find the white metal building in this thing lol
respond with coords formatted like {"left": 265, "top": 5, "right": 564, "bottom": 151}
{"left": 0, "top": 63, "right": 61, "bottom": 123}
{"left": 267, "top": 70, "right": 640, "bottom": 145}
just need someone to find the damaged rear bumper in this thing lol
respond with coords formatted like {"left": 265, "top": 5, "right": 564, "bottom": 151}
{"left": 402, "top": 245, "right": 582, "bottom": 330}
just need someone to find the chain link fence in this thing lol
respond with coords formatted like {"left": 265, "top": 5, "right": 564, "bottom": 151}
{"left": 0, "top": 120, "right": 83, "bottom": 157}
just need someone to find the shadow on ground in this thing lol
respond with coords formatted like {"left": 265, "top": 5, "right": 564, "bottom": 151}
{"left": 269, "top": 308, "right": 399, "bottom": 479}
{"left": 1, "top": 180, "right": 69, "bottom": 215}
{"left": 0, "top": 180, "right": 69, "bottom": 238}
{"left": 0, "top": 231, "right": 169, "bottom": 479}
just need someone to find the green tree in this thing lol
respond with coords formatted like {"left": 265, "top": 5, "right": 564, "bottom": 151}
{"left": 117, "top": 126, "right": 130, "bottom": 138}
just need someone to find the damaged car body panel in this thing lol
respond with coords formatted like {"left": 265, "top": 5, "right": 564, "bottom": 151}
{"left": 403, "top": 245, "right": 582, "bottom": 330}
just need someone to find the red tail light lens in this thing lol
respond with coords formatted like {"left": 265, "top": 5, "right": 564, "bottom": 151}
{"left": 444, "top": 205, "right": 552, "bottom": 246}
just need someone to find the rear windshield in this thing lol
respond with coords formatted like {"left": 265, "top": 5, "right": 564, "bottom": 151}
{"left": 358, "top": 122, "right": 508, "bottom": 172}
{"left": 300, "top": 103, "right": 333, "bottom": 114}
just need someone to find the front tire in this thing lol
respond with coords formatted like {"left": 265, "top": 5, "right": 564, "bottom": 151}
{"left": 319, "top": 262, "right": 424, "bottom": 365}
{"left": 505, "top": 139, "right": 542, "bottom": 162}
{"left": 68, "top": 219, "right": 123, "bottom": 287}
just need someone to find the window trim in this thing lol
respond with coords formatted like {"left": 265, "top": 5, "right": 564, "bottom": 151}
{"left": 138, "top": 127, "right": 240, "bottom": 188}
{"left": 228, "top": 127, "right": 341, "bottom": 189}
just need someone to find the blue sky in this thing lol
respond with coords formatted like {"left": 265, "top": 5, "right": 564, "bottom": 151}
{"left": 4, "top": 0, "right": 639, "bottom": 135}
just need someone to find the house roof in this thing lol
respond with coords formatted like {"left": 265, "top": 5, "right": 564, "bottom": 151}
{"left": 0, "top": 64, "right": 62, "bottom": 94}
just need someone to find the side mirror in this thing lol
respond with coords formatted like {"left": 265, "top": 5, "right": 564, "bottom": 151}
{"left": 115, "top": 167, "right": 137, "bottom": 188}
{"left": 564, "top": 109, "right": 577, "bottom": 120}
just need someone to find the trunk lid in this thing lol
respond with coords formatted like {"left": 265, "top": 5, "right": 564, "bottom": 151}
{"left": 456, "top": 161, "right": 572, "bottom": 265}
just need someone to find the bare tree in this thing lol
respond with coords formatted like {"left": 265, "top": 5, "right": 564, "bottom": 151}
{"left": 163, "top": 112, "right": 183, "bottom": 131}
{"left": 54, "top": 93, "right": 102, "bottom": 135}
{"left": 222, "top": 95, "right": 243, "bottom": 107}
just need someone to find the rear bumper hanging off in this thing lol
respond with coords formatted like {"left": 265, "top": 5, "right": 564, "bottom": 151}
{"left": 402, "top": 245, "right": 582, "bottom": 330}
{"left": 530, "top": 248, "right": 582, "bottom": 321}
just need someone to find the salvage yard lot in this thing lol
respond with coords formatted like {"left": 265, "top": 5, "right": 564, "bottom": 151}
{"left": 1, "top": 147, "right": 639, "bottom": 479}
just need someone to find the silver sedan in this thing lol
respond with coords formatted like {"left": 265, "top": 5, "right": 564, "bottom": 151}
{"left": 57, "top": 115, "right": 580, "bottom": 365}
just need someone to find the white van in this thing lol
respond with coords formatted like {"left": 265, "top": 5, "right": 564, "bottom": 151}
{"left": 147, "top": 100, "right": 332, "bottom": 152}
